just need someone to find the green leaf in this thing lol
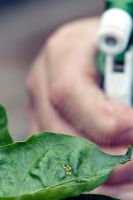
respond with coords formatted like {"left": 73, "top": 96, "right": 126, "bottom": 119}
{"left": 66, "top": 194, "right": 119, "bottom": 200}
{"left": 0, "top": 132, "right": 131, "bottom": 200}
{"left": 0, "top": 105, "right": 13, "bottom": 146}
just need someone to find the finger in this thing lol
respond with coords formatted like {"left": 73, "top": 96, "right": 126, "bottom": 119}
{"left": 26, "top": 55, "right": 79, "bottom": 136}
{"left": 45, "top": 18, "right": 133, "bottom": 145}
{"left": 56, "top": 82, "right": 133, "bottom": 145}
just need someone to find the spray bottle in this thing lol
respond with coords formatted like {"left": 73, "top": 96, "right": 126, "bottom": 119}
{"left": 97, "top": 0, "right": 133, "bottom": 105}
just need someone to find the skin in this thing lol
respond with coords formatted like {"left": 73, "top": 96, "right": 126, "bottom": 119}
{"left": 26, "top": 17, "right": 133, "bottom": 200}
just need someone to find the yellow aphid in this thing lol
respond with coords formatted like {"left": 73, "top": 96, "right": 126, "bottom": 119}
{"left": 62, "top": 164, "right": 72, "bottom": 176}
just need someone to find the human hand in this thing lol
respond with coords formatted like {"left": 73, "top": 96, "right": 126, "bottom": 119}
{"left": 27, "top": 18, "right": 133, "bottom": 199}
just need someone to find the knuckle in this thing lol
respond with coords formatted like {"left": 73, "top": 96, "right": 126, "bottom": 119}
{"left": 50, "top": 80, "right": 72, "bottom": 109}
